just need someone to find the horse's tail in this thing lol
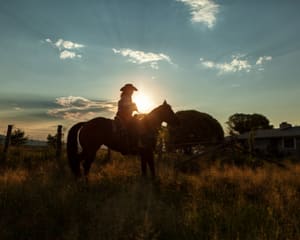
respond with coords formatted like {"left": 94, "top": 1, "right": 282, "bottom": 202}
{"left": 67, "top": 122, "right": 85, "bottom": 178}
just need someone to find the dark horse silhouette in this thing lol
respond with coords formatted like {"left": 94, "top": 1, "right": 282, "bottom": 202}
{"left": 67, "top": 100, "right": 178, "bottom": 179}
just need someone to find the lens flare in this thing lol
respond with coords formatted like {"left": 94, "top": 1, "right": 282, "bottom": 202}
{"left": 133, "top": 92, "right": 155, "bottom": 113}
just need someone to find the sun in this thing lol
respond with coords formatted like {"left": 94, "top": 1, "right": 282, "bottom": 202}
{"left": 133, "top": 92, "right": 155, "bottom": 113}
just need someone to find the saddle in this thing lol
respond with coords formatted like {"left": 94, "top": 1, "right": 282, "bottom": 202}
{"left": 112, "top": 115, "right": 148, "bottom": 153}
{"left": 112, "top": 118, "right": 137, "bottom": 153}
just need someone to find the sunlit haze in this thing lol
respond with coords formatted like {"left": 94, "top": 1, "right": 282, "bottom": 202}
{"left": 133, "top": 92, "right": 155, "bottom": 114}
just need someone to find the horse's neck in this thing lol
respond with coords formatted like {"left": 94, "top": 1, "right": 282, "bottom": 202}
{"left": 146, "top": 108, "right": 163, "bottom": 129}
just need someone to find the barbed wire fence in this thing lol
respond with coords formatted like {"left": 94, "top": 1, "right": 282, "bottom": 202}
{"left": 0, "top": 124, "right": 66, "bottom": 167}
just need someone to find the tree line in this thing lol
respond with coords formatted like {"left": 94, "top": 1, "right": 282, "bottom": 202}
{"left": 226, "top": 113, "right": 273, "bottom": 135}
{"left": 2, "top": 111, "right": 273, "bottom": 149}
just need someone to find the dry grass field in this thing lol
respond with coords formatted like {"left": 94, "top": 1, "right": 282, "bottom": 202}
{"left": 0, "top": 146, "right": 300, "bottom": 240}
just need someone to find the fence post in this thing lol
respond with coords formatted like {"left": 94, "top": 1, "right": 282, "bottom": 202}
{"left": 56, "top": 125, "right": 62, "bottom": 162}
{"left": 2, "top": 125, "right": 13, "bottom": 165}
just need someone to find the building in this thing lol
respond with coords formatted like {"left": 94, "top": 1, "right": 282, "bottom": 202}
{"left": 237, "top": 122, "right": 300, "bottom": 156}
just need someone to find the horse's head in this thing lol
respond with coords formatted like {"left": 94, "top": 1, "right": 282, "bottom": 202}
{"left": 156, "top": 100, "right": 179, "bottom": 126}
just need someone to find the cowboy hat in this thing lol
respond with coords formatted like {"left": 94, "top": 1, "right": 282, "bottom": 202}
{"left": 120, "top": 83, "right": 138, "bottom": 92}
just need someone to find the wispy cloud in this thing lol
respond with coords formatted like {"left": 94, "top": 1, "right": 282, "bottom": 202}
{"left": 48, "top": 96, "right": 116, "bottom": 121}
{"left": 200, "top": 54, "right": 273, "bottom": 74}
{"left": 256, "top": 56, "right": 272, "bottom": 65}
{"left": 177, "top": 0, "right": 219, "bottom": 28}
{"left": 45, "top": 38, "right": 84, "bottom": 60}
{"left": 112, "top": 48, "right": 174, "bottom": 69}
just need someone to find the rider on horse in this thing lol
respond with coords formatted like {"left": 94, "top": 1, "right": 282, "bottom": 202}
{"left": 115, "top": 83, "right": 138, "bottom": 126}
{"left": 114, "top": 83, "right": 140, "bottom": 151}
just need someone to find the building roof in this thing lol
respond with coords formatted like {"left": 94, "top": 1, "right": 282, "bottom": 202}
{"left": 238, "top": 126, "right": 300, "bottom": 139}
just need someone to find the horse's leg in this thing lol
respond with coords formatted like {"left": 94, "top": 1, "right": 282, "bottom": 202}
{"left": 73, "top": 153, "right": 82, "bottom": 179}
{"left": 140, "top": 149, "right": 155, "bottom": 177}
{"left": 147, "top": 150, "right": 155, "bottom": 178}
{"left": 83, "top": 151, "right": 96, "bottom": 180}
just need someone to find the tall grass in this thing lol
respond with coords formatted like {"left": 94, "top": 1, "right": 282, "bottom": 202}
{"left": 0, "top": 147, "right": 299, "bottom": 239}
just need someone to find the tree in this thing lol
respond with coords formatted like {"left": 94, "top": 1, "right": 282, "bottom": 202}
{"left": 10, "top": 128, "right": 28, "bottom": 146}
{"left": 168, "top": 110, "right": 224, "bottom": 154}
{"left": 47, "top": 134, "right": 57, "bottom": 148}
{"left": 226, "top": 113, "right": 273, "bottom": 135}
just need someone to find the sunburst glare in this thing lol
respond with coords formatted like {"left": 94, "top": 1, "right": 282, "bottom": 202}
{"left": 133, "top": 92, "right": 155, "bottom": 113}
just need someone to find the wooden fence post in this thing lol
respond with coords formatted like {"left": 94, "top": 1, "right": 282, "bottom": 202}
{"left": 56, "top": 125, "right": 62, "bottom": 162}
{"left": 2, "top": 125, "right": 13, "bottom": 165}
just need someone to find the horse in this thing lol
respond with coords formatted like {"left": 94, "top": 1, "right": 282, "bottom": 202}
{"left": 67, "top": 100, "right": 178, "bottom": 179}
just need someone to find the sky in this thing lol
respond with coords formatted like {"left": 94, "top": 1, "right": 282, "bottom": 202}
{"left": 0, "top": 0, "right": 300, "bottom": 140}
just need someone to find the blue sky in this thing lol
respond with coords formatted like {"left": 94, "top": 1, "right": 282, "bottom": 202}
{"left": 0, "top": 0, "right": 300, "bottom": 139}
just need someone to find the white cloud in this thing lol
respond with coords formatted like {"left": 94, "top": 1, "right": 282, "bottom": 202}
{"left": 201, "top": 60, "right": 215, "bottom": 68}
{"left": 55, "top": 96, "right": 92, "bottom": 107}
{"left": 177, "top": 0, "right": 219, "bottom": 28}
{"left": 256, "top": 56, "right": 272, "bottom": 65}
{"left": 201, "top": 54, "right": 273, "bottom": 74}
{"left": 48, "top": 96, "right": 116, "bottom": 121}
{"left": 112, "top": 48, "right": 173, "bottom": 69}
{"left": 201, "top": 55, "right": 251, "bottom": 74}
{"left": 220, "top": 58, "right": 251, "bottom": 73}
{"left": 45, "top": 38, "right": 84, "bottom": 60}
{"left": 60, "top": 50, "right": 75, "bottom": 59}
{"left": 54, "top": 39, "right": 84, "bottom": 50}
{"left": 60, "top": 50, "right": 82, "bottom": 60}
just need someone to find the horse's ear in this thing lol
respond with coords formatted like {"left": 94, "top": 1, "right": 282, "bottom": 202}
{"left": 163, "top": 100, "right": 168, "bottom": 105}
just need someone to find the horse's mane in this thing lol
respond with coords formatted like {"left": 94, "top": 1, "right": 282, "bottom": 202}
{"left": 148, "top": 102, "right": 171, "bottom": 116}
{"left": 142, "top": 102, "right": 172, "bottom": 129}
{"left": 134, "top": 103, "right": 165, "bottom": 121}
